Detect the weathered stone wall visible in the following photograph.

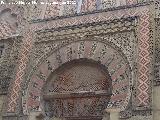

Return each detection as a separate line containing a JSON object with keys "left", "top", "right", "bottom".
{"left": 0, "top": 95, "right": 4, "bottom": 120}
{"left": 125, "top": 116, "right": 152, "bottom": 120}
{"left": 153, "top": 18, "right": 160, "bottom": 120}
{"left": 0, "top": 0, "right": 157, "bottom": 120}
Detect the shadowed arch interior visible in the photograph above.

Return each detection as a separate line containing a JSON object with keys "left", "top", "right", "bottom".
{"left": 22, "top": 40, "right": 132, "bottom": 115}
{"left": 42, "top": 58, "right": 112, "bottom": 119}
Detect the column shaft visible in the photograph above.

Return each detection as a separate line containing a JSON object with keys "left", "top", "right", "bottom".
{"left": 105, "top": 108, "right": 120, "bottom": 120}
{"left": 153, "top": 86, "right": 160, "bottom": 120}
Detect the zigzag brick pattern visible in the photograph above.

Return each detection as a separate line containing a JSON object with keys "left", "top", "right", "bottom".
{"left": 137, "top": 10, "right": 150, "bottom": 106}
{"left": 7, "top": 6, "right": 151, "bottom": 112}
{"left": 7, "top": 30, "right": 33, "bottom": 112}
{"left": 22, "top": 41, "right": 131, "bottom": 114}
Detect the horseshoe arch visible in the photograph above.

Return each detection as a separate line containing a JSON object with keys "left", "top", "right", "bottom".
{"left": 22, "top": 40, "right": 133, "bottom": 118}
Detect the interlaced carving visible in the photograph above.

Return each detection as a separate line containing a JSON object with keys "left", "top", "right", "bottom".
{"left": 22, "top": 39, "right": 132, "bottom": 116}
{"left": 155, "top": 0, "right": 160, "bottom": 18}
{"left": 0, "top": 37, "right": 22, "bottom": 94}
{"left": 0, "top": 44, "right": 4, "bottom": 58}
{"left": 29, "top": 0, "right": 152, "bottom": 20}
{"left": 4, "top": 3, "right": 153, "bottom": 120}
{"left": 0, "top": 9, "right": 18, "bottom": 39}
{"left": 154, "top": 19, "right": 160, "bottom": 86}
{"left": 44, "top": 60, "right": 111, "bottom": 119}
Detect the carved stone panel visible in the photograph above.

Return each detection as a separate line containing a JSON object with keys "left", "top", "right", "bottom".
{"left": 0, "top": 37, "right": 22, "bottom": 94}
{"left": 22, "top": 40, "right": 132, "bottom": 116}
{"left": 0, "top": 9, "right": 18, "bottom": 39}
{"left": 43, "top": 59, "right": 112, "bottom": 119}
{"left": 154, "top": 19, "right": 160, "bottom": 86}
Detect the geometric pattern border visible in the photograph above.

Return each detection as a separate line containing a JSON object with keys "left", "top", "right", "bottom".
{"left": 7, "top": 5, "right": 151, "bottom": 112}
{"left": 22, "top": 40, "right": 132, "bottom": 114}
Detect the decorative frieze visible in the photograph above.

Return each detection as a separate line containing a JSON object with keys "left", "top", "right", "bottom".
{"left": 0, "top": 36, "right": 22, "bottom": 94}
{"left": 155, "top": 0, "right": 160, "bottom": 18}
{"left": 154, "top": 19, "right": 160, "bottom": 86}
{"left": 22, "top": 41, "right": 132, "bottom": 115}
{"left": 29, "top": 0, "right": 152, "bottom": 20}
{"left": 4, "top": 3, "right": 153, "bottom": 120}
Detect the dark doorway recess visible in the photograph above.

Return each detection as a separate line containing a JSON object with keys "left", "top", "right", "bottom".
{"left": 43, "top": 58, "right": 112, "bottom": 119}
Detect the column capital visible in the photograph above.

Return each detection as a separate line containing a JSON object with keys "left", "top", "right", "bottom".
{"left": 105, "top": 108, "right": 121, "bottom": 113}
{"left": 29, "top": 111, "right": 44, "bottom": 120}
{"left": 105, "top": 108, "right": 120, "bottom": 120}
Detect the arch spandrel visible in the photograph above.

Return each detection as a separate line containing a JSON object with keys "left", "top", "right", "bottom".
{"left": 22, "top": 40, "right": 132, "bottom": 116}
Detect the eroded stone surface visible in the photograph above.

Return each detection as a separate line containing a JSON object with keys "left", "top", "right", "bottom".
{"left": 0, "top": 0, "right": 159, "bottom": 120}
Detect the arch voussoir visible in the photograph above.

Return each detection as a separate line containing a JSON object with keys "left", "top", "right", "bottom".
{"left": 22, "top": 40, "right": 132, "bottom": 115}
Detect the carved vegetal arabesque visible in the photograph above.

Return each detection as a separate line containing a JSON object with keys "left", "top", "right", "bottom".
{"left": 28, "top": 0, "right": 152, "bottom": 20}
{"left": 154, "top": 19, "right": 160, "bottom": 86}
{"left": 0, "top": 3, "right": 26, "bottom": 38}
{"left": 0, "top": 37, "right": 22, "bottom": 94}
{"left": 35, "top": 17, "right": 137, "bottom": 70}
{"left": 0, "top": 9, "right": 17, "bottom": 39}
{"left": 21, "top": 18, "right": 139, "bottom": 119}
{"left": 155, "top": 0, "right": 160, "bottom": 18}
{"left": 0, "top": 6, "right": 24, "bottom": 93}
{"left": 22, "top": 39, "right": 71, "bottom": 91}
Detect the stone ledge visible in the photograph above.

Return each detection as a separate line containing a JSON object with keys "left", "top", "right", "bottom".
{"left": 105, "top": 108, "right": 121, "bottom": 113}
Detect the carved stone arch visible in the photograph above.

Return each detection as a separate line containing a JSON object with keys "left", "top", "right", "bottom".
{"left": 42, "top": 58, "right": 112, "bottom": 119}
{"left": 22, "top": 40, "right": 133, "bottom": 118}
